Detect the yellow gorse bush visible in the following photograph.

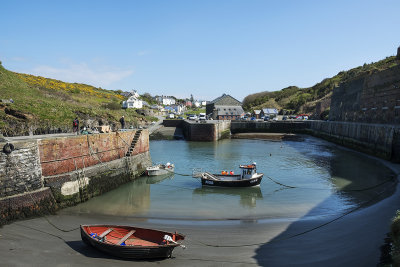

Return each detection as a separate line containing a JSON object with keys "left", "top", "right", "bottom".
{"left": 17, "top": 73, "right": 124, "bottom": 100}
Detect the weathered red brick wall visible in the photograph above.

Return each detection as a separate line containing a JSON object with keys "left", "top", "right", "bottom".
{"left": 39, "top": 130, "right": 149, "bottom": 177}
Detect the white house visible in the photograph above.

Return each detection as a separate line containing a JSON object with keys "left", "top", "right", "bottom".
{"left": 173, "top": 104, "right": 186, "bottom": 114}
{"left": 122, "top": 95, "right": 143, "bottom": 109}
{"left": 156, "top": 95, "right": 176, "bottom": 106}
{"left": 194, "top": 101, "right": 201, "bottom": 108}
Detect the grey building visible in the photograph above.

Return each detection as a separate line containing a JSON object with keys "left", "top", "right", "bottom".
{"left": 206, "top": 93, "right": 243, "bottom": 120}
{"left": 213, "top": 105, "right": 245, "bottom": 120}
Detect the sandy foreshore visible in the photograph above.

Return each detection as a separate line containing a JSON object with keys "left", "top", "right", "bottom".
{"left": 1, "top": 157, "right": 399, "bottom": 266}
{"left": 231, "top": 132, "right": 302, "bottom": 141}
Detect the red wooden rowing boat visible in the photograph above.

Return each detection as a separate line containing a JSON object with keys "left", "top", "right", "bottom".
{"left": 80, "top": 224, "right": 185, "bottom": 259}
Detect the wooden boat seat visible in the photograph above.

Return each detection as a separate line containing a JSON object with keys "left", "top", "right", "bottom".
{"left": 99, "top": 228, "right": 113, "bottom": 238}
{"left": 117, "top": 230, "right": 136, "bottom": 245}
{"left": 125, "top": 239, "right": 158, "bottom": 246}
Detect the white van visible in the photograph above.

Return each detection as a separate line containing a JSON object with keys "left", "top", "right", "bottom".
{"left": 199, "top": 113, "right": 206, "bottom": 120}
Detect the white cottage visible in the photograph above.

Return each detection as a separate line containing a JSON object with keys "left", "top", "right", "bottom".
{"left": 156, "top": 96, "right": 176, "bottom": 106}
{"left": 122, "top": 95, "right": 143, "bottom": 109}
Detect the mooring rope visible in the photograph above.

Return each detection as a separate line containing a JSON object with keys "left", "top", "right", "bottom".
{"left": 10, "top": 133, "right": 140, "bottom": 234}
{"left": 185, "top": 183, "right": 393, "bottom": 248}
{"left": 264, "top": 174, "right": 396, "bottom": 192}
{"left": 265, "top": 175, "right": 297, "bottom": 188}
{"left": 167, "top": 169, "right": 396, "bottom": 193}
{"left": 4, "top": 150, "right": 80, "bottom": 233}
{"left": 22, "top": 183, "right": 80, "bottom": 233}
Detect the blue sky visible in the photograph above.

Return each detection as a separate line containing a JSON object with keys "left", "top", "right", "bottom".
{"left": 1, "top": 0, "right": 399, "bottom": 101}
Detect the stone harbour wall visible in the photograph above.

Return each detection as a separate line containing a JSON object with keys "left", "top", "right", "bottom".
{"left": 182, "top": 120, "right": 231, "bottom": 141}
{"left": 329, "top": 64, "right": 400, "bottom": 124}
{"left": 39, "top": 130, "right": 147, "bottom": 176}
{"left": 306, "top": 121, "right": 400, "bottom": 162}
{"left": 0, "top": 141, "right": 42, "bottom": 198}
{"left": 45, "top": 151, "right": 151, "bottom": 207}
{"left": 230, "top": 121, "right": 308, "bottom": 134}
{"left": 0, "top": 188, "right": 56, "bottom": 226}
{"left": 230, "top": 120, "right": 400, "bottom": 162}
{"left": 0, "top": 130, "right": 151, "bottom": 225}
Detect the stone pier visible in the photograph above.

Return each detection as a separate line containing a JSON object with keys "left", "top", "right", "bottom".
{"left": 0, "top": 130, "right": 151, "bottom": 225}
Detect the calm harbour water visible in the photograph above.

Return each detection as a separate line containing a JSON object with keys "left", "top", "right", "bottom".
{"left": 62, "top": 136, "right": 395, "bottom": 223}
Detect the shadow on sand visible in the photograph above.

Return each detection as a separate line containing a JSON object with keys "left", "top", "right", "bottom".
{"left": 65, "top": 240, "right": 169, "bottom": 262}
{"left": 253, "top": 164, "right": 398, "bottom": 267}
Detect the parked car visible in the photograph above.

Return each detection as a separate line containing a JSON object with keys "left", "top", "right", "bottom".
{"left": 282, "top": 116, "right": 288, "bottom": 121}
{"left": 188, "top": 114, "right": 198, "bottom": 120}
{"left": 167, "top": 113, "right": 175, "bottom": 119}
{"left": 264, "top": 116, "right": 270, "bottom": 121}
{"left": 250, "top": 117, "right": 256, "bottom": 121}
{"left": 199, "top": 113, "right": 206, "bottom": 120}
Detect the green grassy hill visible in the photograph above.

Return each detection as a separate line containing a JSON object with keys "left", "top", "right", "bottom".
{"left": 243, "top": 56, "right": 399, "bottom": 118}
{"left": 0, "top": 62, "right": 151, "bottom": 136}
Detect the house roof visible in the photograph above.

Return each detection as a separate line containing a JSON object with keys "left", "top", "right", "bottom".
{"left": 214, "top": 105, "right": 245, "bottom": 116}
{"left": 262, "top": 108, "right": 278, "bottom": 114}
{"left": 126, "top": 96, "right": 141, "bottom": 102}
{"left": 120, "top": 92, "right": 133, "bottom": 97}
{"left": 210, "top": 93, "right": 242, "bottom": 106}
{"left": 253, "top": 110, "right": 261, "bottom": 115}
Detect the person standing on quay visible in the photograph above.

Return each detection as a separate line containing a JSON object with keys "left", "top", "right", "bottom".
{"left": 119, "top": 115, "right": 125, "bottom": 129}
{"left": 73, "top": 117, "right": 79, "bottom": 135}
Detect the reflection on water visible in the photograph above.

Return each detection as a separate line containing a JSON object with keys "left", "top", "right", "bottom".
{"left": 65, "top": 176, "right": 151, "bottom": 216}
{"left": 146, "top": 173, "right": 174, "bottom": 184}
{"left": 61, "top": 136, "right": 396, "bottom": 221}
{"left": 193, "top": 186, "right": 263, "bottom": 208}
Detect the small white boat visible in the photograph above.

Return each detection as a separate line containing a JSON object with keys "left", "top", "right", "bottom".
{"left": 146, "top": 163, "right": 175, "bottom": 176}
